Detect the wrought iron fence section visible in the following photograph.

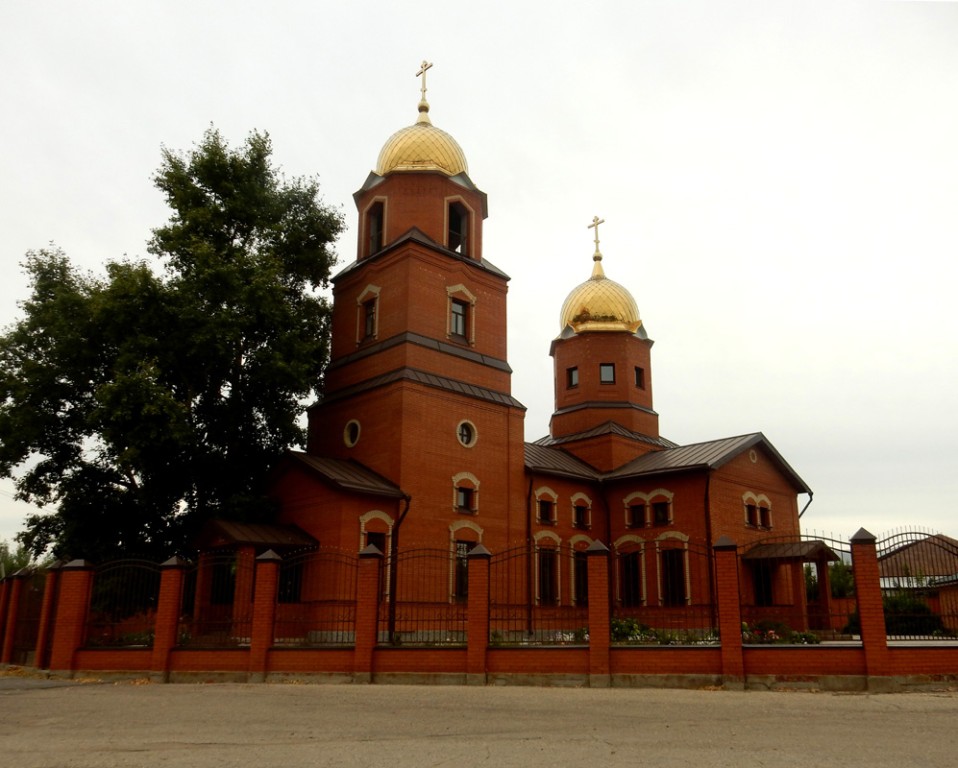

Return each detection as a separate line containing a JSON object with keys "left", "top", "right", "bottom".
{"left": 176, "top": 551, "right": 254, "bottom": 647}
{"left": 273, "top": 548, "right": 358, "bottom": 646}
{"left": 489, "top": 543, "right": 589, "bottom": 645}
{"left": 612, "top": 539, "right": 717, "bottom": 645}
{"left": 85, "top": 560, "right": 160, "bottom": 648}
{"left": 378, "top": 548, "right": 467, "bottom": 646}
{"left": 876, "top": 530, "right": 958, "bottom": 640}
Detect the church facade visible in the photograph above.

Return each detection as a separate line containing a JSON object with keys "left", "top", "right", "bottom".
{"left": 268, "top": 66, "right": 812, "bottom": 615}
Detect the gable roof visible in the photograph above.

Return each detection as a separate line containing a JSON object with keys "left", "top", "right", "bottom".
{"left": 284, "top": 451, "right": 407, "bottom": 500}
{"left": 603, "top": 433, "right": 811, "bottom": 493}
{"left": 526, "top": 432, "right": 811, "bottom": 494}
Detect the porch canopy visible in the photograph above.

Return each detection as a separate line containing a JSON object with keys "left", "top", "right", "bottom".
{"left": 743, "top": 540, "right": 841, "bottom": 563}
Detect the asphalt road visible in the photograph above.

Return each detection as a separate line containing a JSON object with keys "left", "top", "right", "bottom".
{"left": 1, "top": 674, "right": 956, "bottom": 767}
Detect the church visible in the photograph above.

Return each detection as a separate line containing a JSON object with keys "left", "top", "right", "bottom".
{"left": 267, "top": 64, "right": 812, "bottom": 613}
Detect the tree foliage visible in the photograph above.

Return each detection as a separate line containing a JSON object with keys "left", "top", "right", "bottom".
{"left": 0, "top": 128, "right": 342, "bottom": 561}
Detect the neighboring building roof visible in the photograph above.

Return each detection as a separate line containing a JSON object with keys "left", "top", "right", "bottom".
{"left": 286, "top": 451, "right": 407, "bottom": 499}
{"left": 878, "top": 534, "right": 958, "bottom": 578}
{"left": 196, "top": 520, "right": 318, "bottom": 552}
{"left": 743, "top": 540, "right": 840, "bottom": 562}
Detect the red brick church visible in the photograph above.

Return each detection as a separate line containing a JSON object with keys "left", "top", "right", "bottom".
{"left": 267, "top": 64, "right": 812, "bottom": 613}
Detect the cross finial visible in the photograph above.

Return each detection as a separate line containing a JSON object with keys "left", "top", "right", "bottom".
{"left": 416, "top": 60, "right": 433, "bottom": 103}
{"left": 588, "top": 216, "right": 605, "bottom": 261}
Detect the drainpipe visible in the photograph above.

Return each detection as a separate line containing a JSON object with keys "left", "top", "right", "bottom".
{"left": 703, "top": 470, "right": 717, "bottom": 628}
{"left": 798, "top": 492, "right": 814, "bottom": 519}
{"left": 388, "top": 494, "right": 412, "bottom": 643}
{"left": 526, "top": 475, "right": 534, "bottom": 636}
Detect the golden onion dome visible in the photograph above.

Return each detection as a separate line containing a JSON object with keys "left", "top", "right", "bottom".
{"left": 376, "top": 99, "right": 469, "bottom": 177}
{"left": 559, "top": 224, "right": 643, "bottom": 334}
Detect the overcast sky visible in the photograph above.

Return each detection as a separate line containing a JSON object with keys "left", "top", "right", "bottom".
{"left": 2, "top": 1, "right": 957, "bottom": 548}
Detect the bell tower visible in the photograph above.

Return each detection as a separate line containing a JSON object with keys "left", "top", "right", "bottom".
{"left": 307, "top": 63, "right": 526, "bottom": 547}
{"left": 548, "top": 218, "right": 664, "bottom": 471}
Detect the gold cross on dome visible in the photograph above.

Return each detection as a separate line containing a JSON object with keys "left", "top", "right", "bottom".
{"left": 588, "top": 216, "right": 605, "bottom": 259}
{"left": 416, "top": 60, "right": 433, "bottom": 102}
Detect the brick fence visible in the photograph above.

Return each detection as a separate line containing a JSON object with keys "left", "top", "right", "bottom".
{"left": 2, "top": 529, "right": 957, "bottom": 691}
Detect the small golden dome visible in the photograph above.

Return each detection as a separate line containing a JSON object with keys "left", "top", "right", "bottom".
{"left": 376, "top": 101, "right": 469, "bottom": 177}
{"left": 559, "top": 256, "right": 643, "bottom": 335}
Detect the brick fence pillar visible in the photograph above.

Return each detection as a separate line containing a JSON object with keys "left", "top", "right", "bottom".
{"left": 150, "top": 556, "right": 188, "bottom": 682}
{"left": 850, "top": 528, "right": 890, "bottom": 686}
{"left": 586, "top": 541, "right": 611, "bottom": 688}
{"left": 249, "top": 550, "right": 281, "bottom": 683}
{"left": 33, "top": 563, "right": 61, "bottom": 670}
{"left": 47, "top": 560, "right": 94, "bottom": 674}
{"left": 713, "top": 536, "right": 745, "bottom": 689}
{"left": 466, "top": 543, "right": 491, "bottom": 685}
{"left": 0, "top": 571, "right": 25, "bottom": 664}
{"left": 354, "top": 544, "right": 383, "bottom": 683}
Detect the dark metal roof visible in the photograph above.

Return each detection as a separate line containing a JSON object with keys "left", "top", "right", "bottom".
{"left": 332, "top": 228, "right": 509, "bottom": 283}
{"left": 743, "top": 540, "right": 840, "bottom": 562}
{"left": 533, "top": 420, "right": 677, "bottom": 450}
{"left": 316, "top": 367, "right": 525, "bottom": 410}
{"left": 524, "top": 443, "right": 600, "bottom": 481}
{"left": 327, "top": 332, "right": 513, "bottom": 375}
{"left": 602, "top": 432, "right": 811, "bottom": 494}
{"left": 196, "top": 520, "right": 318, "bottom": 552}
{"left": 287, "top": 452, "right": 407, "bottom": 499}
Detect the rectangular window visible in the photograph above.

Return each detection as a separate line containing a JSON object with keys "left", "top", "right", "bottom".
{"left": 456, "top": 486, "right": 474, "bottom": 512}
{"left": 566, "top": 366, "right": 579, "bottom": 388}
{"left": 363, "top": 299, "right": 376, "bottom": 339}
{"left": 278, "top": 559, "right": 304, "bottom": 604}
{"left": 652, "top": 501, "right": 670, "bottom": 526}
{"left": 599, "top": 363, "right": 615, "bottom": 383}
{"left": 574, "top": 551, "right": 588, "bottom": 606}
{"left": 538, "top": 499, "right": 555, "bottom": 524}
{"left": 753, "top": 562, "right": 774, "bottom": 607}
{"left": 574, "top": 505, "right": 589, "bottom": 529}
{"left": 538, "top": 548, "right": 557, "bottom": 605}
{"left": 628, "top": 504, "right": 646, "bottom": 529}
{"left": 621, "top": 551, "right": 642, "bottom": 607}
{"left": 660, "top": 549, "right": 686, "bottom": 606}
{"left": 634, "top": 366, "right": 645, "bottom": 389}
{"left": 759, "top": 507, "right": 771, "bottom": 529}
{"left": 746, "top": 504, "right": 758, "bottom": 527}
{"left": 448, "top": 201, "right": 469, "bottom": 255}
{"left": 451, "top": 299, "right": 468, "bottom": 338}
{"left": 366, "top": 201, "right": 384, "bottom": 256}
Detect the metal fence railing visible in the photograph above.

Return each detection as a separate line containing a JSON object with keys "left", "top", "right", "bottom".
{"left": 85, "top": 560, "right": 161, "bottom": 648}
{"left": 273, "top": 548, "right": 358, "bottom": 647}
{"left": 612, "top": 539, "right": 717, "bottom": 645}
{"left": 378, "top": 548, "right": 468, "bottom": 646}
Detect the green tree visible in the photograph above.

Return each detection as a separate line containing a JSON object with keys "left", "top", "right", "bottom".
{"left": 0, "top": 128, "right": 342, "bottom": 561}
{"left": 0, "top": 538, "right": 34, "bottom": 578}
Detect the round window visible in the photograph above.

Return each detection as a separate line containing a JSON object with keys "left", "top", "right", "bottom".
{"left": 456, "top": 420, "right": 477, "bottom": 448}
{"left": 344, "top": 420, "right": 361, "bottom": 447}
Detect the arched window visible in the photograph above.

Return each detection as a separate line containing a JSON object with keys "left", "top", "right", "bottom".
{"left": 534, "top": 486, "right": 558, "bottom": 525}
{"left": 364, "top": 199, "right": 385, "bottom": 257}
{"left": 452, "top": 472, "right": 480, "bottom": 515}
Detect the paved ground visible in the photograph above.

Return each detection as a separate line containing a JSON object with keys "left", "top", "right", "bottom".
{"left": 2, "top": 672, "right": 957, "bottom": 767}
